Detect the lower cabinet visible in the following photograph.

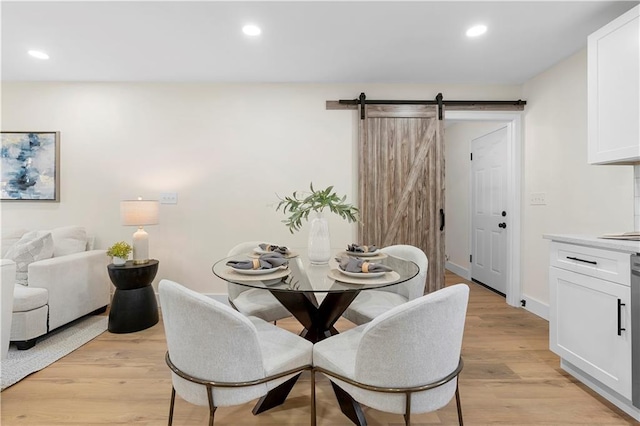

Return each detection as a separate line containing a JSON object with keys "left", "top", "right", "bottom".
{"left": 549, "top": 266, "right": 631, "bottom": 399}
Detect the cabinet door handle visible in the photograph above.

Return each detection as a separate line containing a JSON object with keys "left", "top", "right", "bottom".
{"left": 618, "top": 299, "right": 626, "bottom": 336}
{"left": 566, "top": 256, "right": 597, "bottom": 265}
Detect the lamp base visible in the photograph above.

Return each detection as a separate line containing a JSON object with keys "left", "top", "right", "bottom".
{"left": 132, "top": 227, "right": 150, "bottom": 265}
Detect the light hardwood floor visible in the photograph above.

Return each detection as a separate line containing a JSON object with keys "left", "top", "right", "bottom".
{"left": 1, "top": 272, "right": 638, "bottom": 425}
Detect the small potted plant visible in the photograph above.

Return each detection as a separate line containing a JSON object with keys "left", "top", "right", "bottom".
{"left": 107, "top": 241, "right": 132, "bottom": 266}
{"left": 276, "top": 183, "right": 359, "bottom": 264}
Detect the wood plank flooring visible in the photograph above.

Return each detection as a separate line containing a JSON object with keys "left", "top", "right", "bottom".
{"left": 1, "top": 272, "right": 638, "bottom": 425}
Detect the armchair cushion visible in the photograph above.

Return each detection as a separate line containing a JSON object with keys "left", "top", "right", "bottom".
{"left": 12, "top": 285, "right": 48, "bottom": 312}
{"left": 5, "top": 231, "right": 54, "bottom": 285}
{"left": 50, "top": 226, "right": 87, "bottom": 257}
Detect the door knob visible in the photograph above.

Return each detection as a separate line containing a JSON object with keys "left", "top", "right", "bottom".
{"left": 498, "top": 222, "right": 507, "bottom": 229}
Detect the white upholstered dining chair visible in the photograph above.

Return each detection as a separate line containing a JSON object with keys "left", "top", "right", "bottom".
{"left": 313, "top": 284, "right": 469, "bottom": 426}
{"left": 226, "top": 241, "right": 292, "bottom": 323}
{"left": 341, "top": 244, "right": 428, "bottom": 325}
{"left": 159, "top": 279, "right": 313, "bottom": 425}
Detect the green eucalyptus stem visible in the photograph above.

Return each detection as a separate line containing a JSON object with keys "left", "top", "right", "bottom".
{"left": 276, "top": 183, "right": 360, "bottom": 233}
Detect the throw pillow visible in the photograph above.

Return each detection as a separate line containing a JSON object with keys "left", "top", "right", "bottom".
{"left": 1, "top": 228, "right": 28, "bottom": 258}
{"left": 50, "top": 226, "right": 87, "bottom": 257}
{"left": 4, "top": 231, "right": 54, "bottom": 286}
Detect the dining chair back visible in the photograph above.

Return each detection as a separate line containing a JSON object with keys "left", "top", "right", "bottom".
{"left": 314, "top": 284, "right": 469, "bottom": 425}
{"left": 379, "top": 244, "right": 428, "bottom": 300}
{"left": 224, "top": 241, "right": 292, "bottom": 323}
{"left": 341, "top": 244, "right": 428, "bottom": 325}
{"left": 159, "top": 279, "right": 313, "bottom": 425}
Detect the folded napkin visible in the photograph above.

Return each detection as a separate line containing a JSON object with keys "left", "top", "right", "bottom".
{"left": 347, "top": 243, "right": 378, "bottom": 254}
{"left": 259, "top": 243, "right": 290, "bottom": 255}
{"left": 227, "top": 253, "right": 289, "bottom": 270}
{"left": 336, "top": 256, "right": 392, "bottom": 274}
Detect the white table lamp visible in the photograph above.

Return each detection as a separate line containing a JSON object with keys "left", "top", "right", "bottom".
{"left": 121, "top": 198, "right": 159, "bottom": 264}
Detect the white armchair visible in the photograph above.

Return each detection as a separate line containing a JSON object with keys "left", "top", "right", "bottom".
{"left": 2, "top": 226, "right": 110, "bottom": 349}
{"left": 1, "top": 260, "right": 16, "bottom": 359}
{"left": 159, "top": 279, "right": 313, "bottom": 424}
{"left": 314, "top": 284, "right": 470, "bottom": 425}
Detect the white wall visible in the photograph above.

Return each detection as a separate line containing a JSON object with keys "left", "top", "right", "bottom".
{"left": 4, "top": 59, "right": 631, "bottom": 306}
{"left": 521, "top": 48, "right": 634, "bottom": 305}
{"left": 444, "top": 120, "right": 507, "bottom": 278}
{"left": 0, "top": 82, "right": 521, "bottom": 294}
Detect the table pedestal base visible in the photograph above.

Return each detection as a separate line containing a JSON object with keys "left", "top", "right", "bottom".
{"left": 251, "top": 289, "right": 367, "bottom": 426}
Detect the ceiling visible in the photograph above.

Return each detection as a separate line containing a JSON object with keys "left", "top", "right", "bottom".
{"left": 2, "top": 1, "right": 638, "bottom": 84}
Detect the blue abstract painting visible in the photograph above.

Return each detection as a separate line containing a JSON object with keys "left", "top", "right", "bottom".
{"left": 1, "top": 132, "right": 59, "bottom": 201}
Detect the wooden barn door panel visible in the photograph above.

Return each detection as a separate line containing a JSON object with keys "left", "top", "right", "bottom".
{"left": 358, "top": 104, "right": 444, "bottom": 293}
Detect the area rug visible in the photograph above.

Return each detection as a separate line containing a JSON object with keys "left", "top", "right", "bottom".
{"left": 1, "top": 315, "right": 107, "bottom": 390}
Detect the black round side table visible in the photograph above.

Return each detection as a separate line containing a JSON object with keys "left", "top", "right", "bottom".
{"left": 107, "top": 259, "right": 159, "bottom": 333}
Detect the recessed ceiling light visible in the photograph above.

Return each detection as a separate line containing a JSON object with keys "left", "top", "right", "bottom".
{"left": 28, "top": 50, "right": 49, "bottom": 60}
{"left": 242, "top": 24, "right": 261, "bottom": 36}
{"left": 466, "top": 25, "right": 487, "bottom": 38}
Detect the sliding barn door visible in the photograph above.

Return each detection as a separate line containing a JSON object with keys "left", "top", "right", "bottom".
{"left": 358, "top": 104, "right": 445, "bottom": 293}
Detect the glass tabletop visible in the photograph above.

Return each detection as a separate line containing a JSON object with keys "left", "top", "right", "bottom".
{"left": 212, "top": 249, "right": 419, "bottom": 293}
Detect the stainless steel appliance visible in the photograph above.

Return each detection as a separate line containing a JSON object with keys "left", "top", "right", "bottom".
{"left": 632, "top": 255, "right": 640, "bottom": 408}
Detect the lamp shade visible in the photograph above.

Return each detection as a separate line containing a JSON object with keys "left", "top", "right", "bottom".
{"left": 120, "top": 200, "right": 159, "bottom": 226}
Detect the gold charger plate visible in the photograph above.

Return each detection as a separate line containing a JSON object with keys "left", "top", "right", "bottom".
{"left": 327, "top": 269, "right": 400, "bottom": 285}
{"left": 219, "top": 267, "right": 291, "bottom": 282}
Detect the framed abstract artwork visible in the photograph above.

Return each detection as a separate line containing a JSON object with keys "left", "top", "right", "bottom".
{"left": 1, "top": 131, "right": 60, "bottom": 201}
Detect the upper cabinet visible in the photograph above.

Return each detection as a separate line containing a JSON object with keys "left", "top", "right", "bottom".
{"left": 588, "top": 5, "right": 640, "bottom": 165}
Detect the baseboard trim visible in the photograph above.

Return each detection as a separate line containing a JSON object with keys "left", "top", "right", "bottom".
{"left": 521, "top": 294, "right": 549, "bottom": 321}
{"left": 445, "top": 261, "right": 470, "bottom": 280}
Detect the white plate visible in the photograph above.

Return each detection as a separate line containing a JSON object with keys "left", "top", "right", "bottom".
{"left": 253, "top": 246, "right": 290, "bottom": 255}
{"left": 230, "top": 266, "right": 284, "bottom": 275}
{"left": 338, "top": 268, "right": 386, "bottom": 278}
{"left": 345, "top": 250, "right": 379, "bottom": 257}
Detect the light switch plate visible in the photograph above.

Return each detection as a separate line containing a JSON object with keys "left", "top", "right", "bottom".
{"left": 160, "top": 192, "right": 178, "bottom": 204}
{"left": 530, "top": 192, "right": 546, "bottom": 205}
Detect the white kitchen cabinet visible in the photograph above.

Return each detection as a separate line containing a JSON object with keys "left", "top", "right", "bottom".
{"left": 547, "top": 238, "right": 639, "bottom": 420}
{"left": 588, "top": 5, "right": 640, "bottom": 164}
{"left": 550, "top": 266, "right": 631, "bottom": 398}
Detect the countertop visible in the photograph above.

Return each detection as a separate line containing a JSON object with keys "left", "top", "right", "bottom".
{"left": 543, "top": 234, "right": 640, "bottom": 254}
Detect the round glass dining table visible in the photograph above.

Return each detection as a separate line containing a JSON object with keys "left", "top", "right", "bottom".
{"left": 212, "top": 249, "right": 419, "bottom": 342}
{"left": 212, "top": 249, "right": 419, "bottom": 426}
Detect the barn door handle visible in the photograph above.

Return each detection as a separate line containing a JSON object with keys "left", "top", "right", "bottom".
{"left": 440, "top": 209, "right": 445, "bottom": 231}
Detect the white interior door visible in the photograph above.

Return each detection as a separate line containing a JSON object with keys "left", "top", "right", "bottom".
{"left": 471, "top": 126, "right": 508, "bottom": 295}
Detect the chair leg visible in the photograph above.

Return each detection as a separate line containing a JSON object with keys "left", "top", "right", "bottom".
{"left": 455, "top": 383, "right": 464, "bottom": 426}
{"left": 168, "top": 387, "right": 176, "bottom": 426}
{"left": 311, "top": 369, "right": 317, "bottom": 426}
{"left": 206, "top": 385, "right": 217, "bottom": 426}
{"left": 404, "top": 391, "right": 411, "bottom": 425}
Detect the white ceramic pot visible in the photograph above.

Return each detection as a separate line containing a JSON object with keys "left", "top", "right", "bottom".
{"left": 308, "top": 211, "right": 331, "bottom": 265}
{"left": 112, "top": 256, "right": 127, "bottom": 266}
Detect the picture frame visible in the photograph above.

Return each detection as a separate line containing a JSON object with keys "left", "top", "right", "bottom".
{"left": 1, "top": 131, "right": 60, "bottom": 201}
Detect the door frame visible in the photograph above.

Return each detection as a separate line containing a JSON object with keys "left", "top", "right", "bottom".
{"left": 446, "top": 110, "right": 522, "bottom": 308}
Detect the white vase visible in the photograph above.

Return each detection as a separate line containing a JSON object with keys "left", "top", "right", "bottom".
{"left": 112, "top": 256, "right": 127, "bottom": 266}
{"left": 308, "top": 211, "right": 331, "bottom": 265}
